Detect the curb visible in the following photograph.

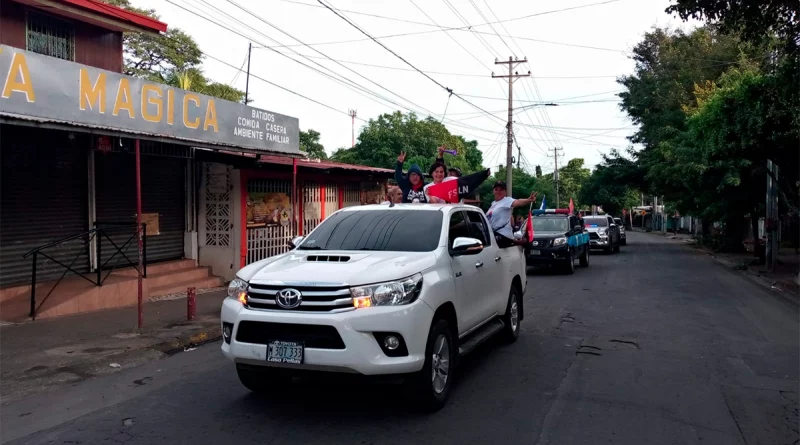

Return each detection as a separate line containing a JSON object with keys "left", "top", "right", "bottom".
{"left": 150, "top": 323, "right": 222, "bottom": 355}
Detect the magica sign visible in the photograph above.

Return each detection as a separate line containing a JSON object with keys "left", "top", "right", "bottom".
{"left": 0, "top": 45, "right": 300, "bottom": 155}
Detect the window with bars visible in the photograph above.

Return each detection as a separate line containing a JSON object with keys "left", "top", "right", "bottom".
{"left": 27, "top": 10, "right": 75, "bottom": 61}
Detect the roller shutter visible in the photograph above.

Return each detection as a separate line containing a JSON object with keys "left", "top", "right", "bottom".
{"left": 94, "top": 152, "right": 185, "bottom": 266}
{"left": 0, "top": 125, "right": 90, "bottom": 287}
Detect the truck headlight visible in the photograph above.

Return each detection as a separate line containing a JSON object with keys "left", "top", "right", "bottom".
{"left": 553, "top": 236, "right": 567, "bottom": 246}
{"left": 598, "top": 228, "right": 606, "bottom": 235}
{"left": 227, "top": 278, "right": 248, "bottom": 305}
{"left": 351, "top": 273, "right": 423, "bottom": 308}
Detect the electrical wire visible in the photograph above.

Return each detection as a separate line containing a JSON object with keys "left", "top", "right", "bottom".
{"left": 316, "top": 0, "right": 507, "bottom": 125}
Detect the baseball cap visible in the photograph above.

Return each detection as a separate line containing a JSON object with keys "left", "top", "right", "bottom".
{"left": 448, "top": 167, "right": 462, "bottom": 177}
{"left": 492, "top": 181, "right": 507, "bottom": 190}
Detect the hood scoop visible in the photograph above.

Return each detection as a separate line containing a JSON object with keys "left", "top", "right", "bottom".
{"left": 305, "top": 255, "right": 351, "bottom": 263}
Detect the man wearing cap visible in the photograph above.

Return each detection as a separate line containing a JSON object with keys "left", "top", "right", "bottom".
{"left": 486, "top": 181, "right": 537, "bottom": 248}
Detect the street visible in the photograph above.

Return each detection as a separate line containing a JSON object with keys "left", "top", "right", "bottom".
{"left": 3, "top": 231, "right": 798, "bottom": 445}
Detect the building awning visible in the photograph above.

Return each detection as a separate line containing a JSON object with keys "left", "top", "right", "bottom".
{"left": 13, "top": 0, "right": 168, "bottom": 34}
{"left": 259, "top": 155, "right": 394, "bottom": 175}
{"left": 0, "top": 45, "right": 302, "bottom": 158}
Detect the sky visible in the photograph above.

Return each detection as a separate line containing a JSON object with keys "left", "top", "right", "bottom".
{"left": 131, "top": 0, "right": 697, "bottom": 174}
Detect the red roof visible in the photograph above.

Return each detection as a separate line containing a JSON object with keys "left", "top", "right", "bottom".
{"left": 259, "top": 155, "right": 394, "bottom": 175}
{"left": 16, "top": 0, "right": 167, "bottom": 33}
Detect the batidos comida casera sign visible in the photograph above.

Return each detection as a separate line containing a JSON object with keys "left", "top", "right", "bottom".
{"left": 0, "top": 44, "right": 300, "bottom": 155}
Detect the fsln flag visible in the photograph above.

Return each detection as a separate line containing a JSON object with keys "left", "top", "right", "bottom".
{"left": 427, "top": 169, "right": 491, "bottom": 203}
{"left": 539, "top": 195, "right": 547, "bottom": 210}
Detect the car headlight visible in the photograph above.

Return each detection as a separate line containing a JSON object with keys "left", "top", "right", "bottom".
{"left": 553, "top": 236, "right": 567, "bottom": 246}
{"left": 351, "top": 273, "right": 423, "bottom": 308}
{"left": 227, "top": 278, "right": 248, "bottom": 305}
{"left": 598, "top": 228, "right": 606, "bottom": 235}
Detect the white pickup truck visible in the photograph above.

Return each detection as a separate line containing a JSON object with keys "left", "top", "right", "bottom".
{"left": 221, "top": 203, "right": 528, "bottom": 410}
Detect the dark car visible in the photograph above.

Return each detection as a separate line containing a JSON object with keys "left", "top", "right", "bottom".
{"left": 523, "top": 210, "right": 590, "bottom": 274}
{"left": 614, "top": 217, "right": 627, "bottom": 245}
{"left": 584, "top": 215, "right": 621, "bottom": 254}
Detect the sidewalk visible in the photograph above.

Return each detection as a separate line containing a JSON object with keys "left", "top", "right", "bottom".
{"left": 0, "top": 289, "right": 226, "bottom": 403}
{"left": 642, "top": 230, "right": 800, "bottom": 305}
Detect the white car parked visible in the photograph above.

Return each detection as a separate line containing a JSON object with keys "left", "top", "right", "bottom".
{"left": 221, "top": 203, "right": 527, "bottom": 410}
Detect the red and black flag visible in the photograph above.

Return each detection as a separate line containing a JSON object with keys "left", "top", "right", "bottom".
{"left": 427, "top": 169, "right": 491, "bottom": 203}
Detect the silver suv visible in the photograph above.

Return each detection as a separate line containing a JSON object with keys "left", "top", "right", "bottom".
{"left": 584, "top": 215, "right": 621, "bottom": 254}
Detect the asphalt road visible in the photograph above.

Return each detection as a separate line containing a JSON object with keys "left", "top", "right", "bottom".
{"left": 3, "top": 232, "right": 798, "bottom": 445}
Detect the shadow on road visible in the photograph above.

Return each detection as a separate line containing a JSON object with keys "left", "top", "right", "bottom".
{"left": 226, "top": 336, "right": 522, "bottom": 419}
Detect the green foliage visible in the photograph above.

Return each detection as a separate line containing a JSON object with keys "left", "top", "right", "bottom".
{"left": 541, "top": 158, "right": 590, "bottom": 208}
{"left": 331, "top": 112, "right": 482, "bottom": 173}
{"left": 579, "top": 151, "right": 641, "bottom": 216}
{"left": 299, "top": 129, "right": 327, "bottom": 160}
{"left": 666, "top": 0, "right": 799, "bottom": 53}
{"left": 606, "top": 21, "right": 798, "bottom": 249}
{"left": 101, "top": 0, "right": 245, "bottom": 103}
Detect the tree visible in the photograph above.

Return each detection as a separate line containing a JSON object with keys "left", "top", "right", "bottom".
{"left": 101, "top": 0, "right": 245, "bottom": 103}
{"left": 542, "top": 158, "right": 590, "bottom": 208}
{"left": 299, "top": 129, "right": 327, "bottom": 160}
{"left": 666, "top": 0, "right": 799, "bottom": 53}
{"left": 579, "top": 152, "right": 642, "bottom": 216}
{"left": 331, "top": 111, "right": 483, "bottom": 172}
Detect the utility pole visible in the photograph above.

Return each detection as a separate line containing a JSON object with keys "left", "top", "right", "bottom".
{"left": 550, "top": 146, "right": 564, "bottom": 208}
{"left": 244, "top": 42, "right": 252, "bottom": 105}
{"left": 348, "top": 109, "right": 357, "bottom": 147}
{"left": 492, "top": 57, "right": 530, "bottom": 192}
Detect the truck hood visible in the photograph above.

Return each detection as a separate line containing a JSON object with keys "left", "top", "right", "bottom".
{"left": 238, "top": 250, "right": 438, "bottom": 286}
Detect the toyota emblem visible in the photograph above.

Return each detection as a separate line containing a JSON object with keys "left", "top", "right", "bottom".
{"left": 275, "top": 288, "right": 302, "bottom": 309}
{"left": 532, "top": 241, "right": 539, "bottom": 246}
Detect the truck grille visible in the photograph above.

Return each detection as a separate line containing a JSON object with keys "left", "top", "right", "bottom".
{"left": 246, "top": 283, "right": 354, "bottom": 313}
{"left": 589, "top": 232, "right": 600, "bottom": 240}
{"left": 236, "top": 321, "right": 346, "bottom": 349}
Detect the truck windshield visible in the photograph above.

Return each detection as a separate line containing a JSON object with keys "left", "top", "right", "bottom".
{"left": 584, "top": 217, "right": 608, "bottom": 227}
{"left": 298, "top": 210, "right": 442, "bottom": 252}
{"left": 532, "top": 217, "right": 569, "bottom": 232}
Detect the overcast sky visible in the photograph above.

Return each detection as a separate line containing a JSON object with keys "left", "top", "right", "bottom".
{"left": 132, "top": 0, "right": 696, "bottom": 173}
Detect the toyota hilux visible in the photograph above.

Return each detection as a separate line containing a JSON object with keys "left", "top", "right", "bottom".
{"left": 221, "top": 203, "right": 527, "bottom": 411}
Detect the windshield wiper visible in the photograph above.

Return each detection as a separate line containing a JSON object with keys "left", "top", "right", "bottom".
{"left": 297, "top": 245, "right": 325, "bottom": 250}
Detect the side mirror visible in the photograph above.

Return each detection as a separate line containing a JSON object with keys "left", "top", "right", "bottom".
{"left": 451, "top": 237, "right": 483, "bottom": 256}
{"left": 288, "top": 235, "right": 305, "bottom": 249}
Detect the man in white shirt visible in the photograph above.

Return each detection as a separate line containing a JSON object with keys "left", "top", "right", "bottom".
{"left": 485, "top": 181, "right": 537, "bottom": 248}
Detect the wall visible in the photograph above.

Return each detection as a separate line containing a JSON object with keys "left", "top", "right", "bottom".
{"left": 0, "top": 0, "right": 123, "bottom": 72}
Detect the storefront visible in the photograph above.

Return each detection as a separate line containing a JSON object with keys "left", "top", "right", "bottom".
{"left": 0, "top": 44, "right": 301, "bottom": 290}
{"left": 240, "top": 156, "right": 393, "bottom": 268}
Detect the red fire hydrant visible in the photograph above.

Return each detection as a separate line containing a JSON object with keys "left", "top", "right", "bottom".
{"left": 187, "top": 287, "right": 196, "bottom": 321}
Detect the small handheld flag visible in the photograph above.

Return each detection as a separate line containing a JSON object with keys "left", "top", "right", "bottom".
{"left": 568, "top": 198, "right": 575, "bottom": 215}
{"left": 539, "top": 195, "right": 547, "bottom": 210}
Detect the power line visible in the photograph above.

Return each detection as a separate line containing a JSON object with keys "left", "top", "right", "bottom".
{"left": 316, "top": 0, "right": 506, "bottom": 125}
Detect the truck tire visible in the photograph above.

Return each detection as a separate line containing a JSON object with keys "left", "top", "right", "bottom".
{"left": 563, "top": 251, "right": 575, "bottom": 274}
{"left": 501, "top": 285, "right": 522, "bottom": 343}
{"left": 579, "top": 246, "right": 589, "bottom": 267}
{"left": 407, "top": 319, "right": 455, "bottom": 412}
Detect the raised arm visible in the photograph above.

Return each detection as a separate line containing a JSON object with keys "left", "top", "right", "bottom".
{"left": 511, "top": 191, "right": 538, "bottom": 209}
{"left": 394, "top": 151, "right": 409, "bottom": 188}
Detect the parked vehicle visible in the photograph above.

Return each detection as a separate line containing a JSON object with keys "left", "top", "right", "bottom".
{"left": 221, "top": 203, "right": 527, "bottom": 411}
{"left": 614, "top": 217, "right": 627, "bottom": 245}
{"left": 584, "top": 215, "right": 621, "bottom": 253}
{"left": 523, "top": 209, "right": 590, "bottom": 274}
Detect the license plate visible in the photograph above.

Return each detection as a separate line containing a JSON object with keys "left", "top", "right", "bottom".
{"left": 267, "top": 340, "right": 304, "bottom": 364}
{"left": 530, "top": 249, "right": 540, "bottom": 256}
